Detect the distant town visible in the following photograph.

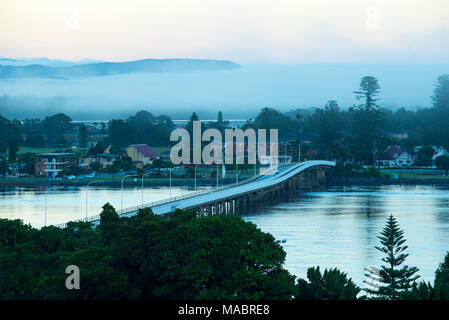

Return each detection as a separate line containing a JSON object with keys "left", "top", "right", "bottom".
{"left": 1, "top": 75, "right": 449, "bottom": 185}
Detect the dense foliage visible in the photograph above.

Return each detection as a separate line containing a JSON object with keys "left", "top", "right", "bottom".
{"left": 0, "top": 205, "right": 297, "bottom": 300}
{"left": 1, "top": 207, "right": 449, "bottom": 300}
{"left": 295, "top": 267, "right": 360, "bottom": 300}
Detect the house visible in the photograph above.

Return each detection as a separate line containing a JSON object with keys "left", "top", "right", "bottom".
{"left": 125, "top": 144, "right": 159, "bottom": 165}
{"left": 79, "top": 153, "right": 119, "bottom": 169}
{"left": 432, "top": 147, "right": 449, "bottom": 162}
{"left": 376, "top": 146, "right": 415, "bottom": 167}
{"left": 35, "top": 153, "right": 75, "bottom": 179}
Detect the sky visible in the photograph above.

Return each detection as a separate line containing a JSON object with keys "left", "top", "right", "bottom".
{"left": 1, "top": 0, "right": 449, "bottom": 64}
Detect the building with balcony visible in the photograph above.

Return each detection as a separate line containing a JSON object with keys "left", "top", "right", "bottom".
{"left": 35, "top": 153, "right": 75, "bottom": 179}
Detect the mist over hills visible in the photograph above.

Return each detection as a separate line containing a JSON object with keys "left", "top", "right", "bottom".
{"left": 0, "top": 60, "right": 447, "bottom": 120}
{"left": 0, "top": 58, "right": 240, "bottom": 79}
{"left": 0, "top": 57, "right": 103, "bottom": 67}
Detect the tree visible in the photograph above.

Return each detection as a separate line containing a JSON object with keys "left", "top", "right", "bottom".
{"left": 208, "top": 111, "right": 230, "bottom": 135}
{"left": 431, "top": 75, "right": 449, "bottom": 148}
{"left": 354, "top": 76, "right": 381, "bottom": 112}
{"left": 0, "top": 156, "right": 7, "bottom": 178}
{"left": 78, "top": 124, "right": 88, "bottom": 148}
{"left": 0, "top": 206, "right": 297, "bottom": 300}
{"left": 24, "top": 135, "right": 45, "bottom": 148}
{"left": 432, "top": 74, "right": 449, "bottom": 110}
{"left": 365, "top": 215, "right": 420, "bottom": 299}
{"left": 126, "top": 111, "right": 174, "bottom": 146}
{"left": 7, "top": 138, "right": 19, "bottom": 162}
{"left": 433, "top": 252, "right": 449, "bottom": 299}
{"left": 19, "top": 153, "right": 36, "bottom": 175}
{"left": 415, "top": 145, "right": 435, "bottom": 167}
{"left": 252, "top": 107, "right": 297, "bottom": 139}
{"left": 0, "top": 115, "right": 21, "bottom": 148}
{"left": 351, "top": 76, "right": 385, "bottom": 164}
{"left": 159, "top": 214, "right": 296, "bottom": 299}
{"left": 108, "top": 120, "right": 141, "bottom": 146}
{"left": 296, "top": 266, "right": 360, "bottom": 300}
{"left": 435, "top": 155, "right": 449, "bottom": 175}
{"left": 400, "top": 252, "right": 449, "bottom": 300}
{"left": 400, "top": 281, "right": 433, "bottom": 300}
{"left": 88, "top": 141, "right": 106, "bottom": 155}
{"left": 43, "top": 113, "right": 72, "bottom": 146}
{"left": 313, "top": 101, "right": 344, "bottom": 159}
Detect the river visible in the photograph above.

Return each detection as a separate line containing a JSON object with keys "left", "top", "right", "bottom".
{"left": 1, "top": 184, "right": 448, "bottom": 287}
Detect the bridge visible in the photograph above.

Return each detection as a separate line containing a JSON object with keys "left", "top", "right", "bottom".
{"left": 55, "top": 160, "right": 335, "bottom": 228}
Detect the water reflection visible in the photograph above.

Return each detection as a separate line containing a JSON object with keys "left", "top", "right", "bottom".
{"left": 0, "top": 185, "right": 209, "bottom": 228}
{"left": 241, "top": 185, "right": 449, "bottom": 287}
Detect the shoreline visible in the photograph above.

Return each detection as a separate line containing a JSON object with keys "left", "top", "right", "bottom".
{"left": 2, "top": 175, "right": 449, "bottom": 189}
{"left": 0, "top": 178, "right": 239, "bottom": 188}
{"left": 328, "top": 175, "right": 449, "bottom": 186}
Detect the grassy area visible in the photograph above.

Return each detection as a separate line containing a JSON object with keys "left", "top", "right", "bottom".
{"left": 19, "top": 146, "right": 89, "bottom": 155}
{"left": 18, "top": 147, "right": 59, "bottom": 154}
{"left": 396, "top": 172, "right": 449, "bottom": 180}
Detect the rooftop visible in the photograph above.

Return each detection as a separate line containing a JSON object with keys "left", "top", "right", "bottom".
{"left": 37, "top": 153, "right": 75, "bottom": 157}
{"left": 130, "top": 144, "right": 158, "bottom": 158}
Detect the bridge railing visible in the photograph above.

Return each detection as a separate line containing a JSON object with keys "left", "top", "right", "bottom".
{"left": 53, "top": 163, "right": 295, "bottom": 229}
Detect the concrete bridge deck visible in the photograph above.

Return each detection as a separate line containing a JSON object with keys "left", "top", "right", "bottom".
{"left": 55, "top": 160, "right": 335, "bottom": 227}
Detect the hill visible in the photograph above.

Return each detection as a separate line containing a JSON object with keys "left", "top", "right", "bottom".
{"left": 0, "top": 58, "right": 240, "bottom": 78}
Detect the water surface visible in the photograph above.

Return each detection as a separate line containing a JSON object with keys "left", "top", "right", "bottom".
{"left": 1, "top": 184, "right": 448, "bottom": 287}
{"left": 242, "top": 185, "right": 449, "bottom": 286}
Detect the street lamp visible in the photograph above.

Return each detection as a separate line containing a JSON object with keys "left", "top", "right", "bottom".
{"left": 141, "top": 172, "right": 151, "bottom": 206}
{"left": 44, "top": 186, "right": 63, "bottom": 227}
{"left": 169, "top": 168, "right": 174, "bottom": 199}
{"left": 235, "top": 155, "right": 245, "bottom": 184}
{"left": 216, "top": 163, "right": 220, "bottom": 188}
{"left": 121, "top": 174, "right": 136, "bottom": 211}
{"left": 86, "top": 181, "right": 103, "bottom": 220}
{"left": 254, "top": 160, "right": 257, "bottom": 177}
{"left": 296, "top": 114, "right": 303, "bottom": 163}
{"left": 194, "top": 164, "right": 200, "bottom": 190}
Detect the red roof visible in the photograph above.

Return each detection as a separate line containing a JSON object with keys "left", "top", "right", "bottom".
{"left": 130, "top": 144, "right": 159, "bottom": 159}
{"left": 379, "top": 145, "right": 404, "bottom": 160}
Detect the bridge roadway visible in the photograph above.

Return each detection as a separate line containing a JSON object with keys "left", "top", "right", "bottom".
{"left": 55, "top": 160, "right": 335, "bottom": 228}
{"left": 120, "top": 160, "right": 335, "bottom": 217}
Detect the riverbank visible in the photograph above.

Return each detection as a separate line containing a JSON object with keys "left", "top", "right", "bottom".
{"left": 328, "top": 175, "right": 449, "bottom": 186}
{"left": 0, "top": 177, "right": 240, "bottom": 188}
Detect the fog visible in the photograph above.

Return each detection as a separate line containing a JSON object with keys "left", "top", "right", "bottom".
{"left": 0, "top": 64, "right": 447, "bottom": 120}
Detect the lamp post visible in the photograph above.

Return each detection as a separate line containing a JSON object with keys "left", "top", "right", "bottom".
{"left": 254, "top": 161, "right": 257, "bottom": 177}
{"left": 86, "top": 181, "right": 103, "bottom": 220}
{"left": 44, "top": 186, "right": 62, "bottom": 227}
{"left": 169, "top": 168, "right": 174, "bottom": 199}
{"left": 216, "top": 164, "right": 219, "bottom": 188}
{"left": 296, "top": 114, "right": 303, "bottom": 163}
{"left": 194, "top": 164, "right": 200, "bottom": 190}
{"left": 121, "top": 175, "right": 135, "bottom": 211}
{"left": 141, "top": 172, "right": 151, "bottom": 206}
{"left": 235, "top": 155, "right": 245, "bottom": 184}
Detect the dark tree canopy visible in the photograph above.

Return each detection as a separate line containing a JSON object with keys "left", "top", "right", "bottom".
{"left": 0, "top": 206, "right": 297, "bottom": 300}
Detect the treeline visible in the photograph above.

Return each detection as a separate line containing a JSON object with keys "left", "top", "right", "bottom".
{"left": 293, "top": 74, "right": 449, "bottom": 164}
{"left": 0, "top": 111, "right": 177, "bottom": 151}
{"left": 0, "top": 206, "right": 448, "bottom": 300}
{"left": 2, "top": 73, "right": 449, "bottom": 165}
